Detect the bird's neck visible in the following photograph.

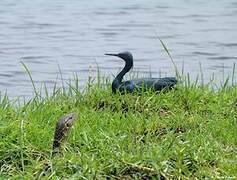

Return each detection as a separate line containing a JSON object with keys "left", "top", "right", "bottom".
{"left": 112, "top": 60, "right": 133, "bottom": 92}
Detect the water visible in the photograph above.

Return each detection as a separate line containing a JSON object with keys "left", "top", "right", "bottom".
{"left": 0, "top": 0, "right": 237, "bottom": 97}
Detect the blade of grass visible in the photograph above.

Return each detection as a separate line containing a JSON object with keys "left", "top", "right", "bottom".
{"left": 156, "top": 37, "right": 180, "bottom": 79}
{"left": 58, "top": 64, "right": 66, "bottom": 95}
{"left": 20, "top": 61, "right": 39, "bottom": 99}
{"left": 232, "top": 63, "right": 236, "bottom": 86}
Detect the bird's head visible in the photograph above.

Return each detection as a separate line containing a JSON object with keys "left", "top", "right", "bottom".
{"left": 105, "top": 51, "right": 133, "bottom": 63}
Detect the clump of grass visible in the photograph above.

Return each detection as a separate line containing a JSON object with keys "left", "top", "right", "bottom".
{"left": 0, "top": 70, "right": 236, "bottom": 179}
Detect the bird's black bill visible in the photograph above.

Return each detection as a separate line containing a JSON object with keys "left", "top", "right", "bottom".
{"left": 105, "top": 53, "right": 119, "bottom": 57}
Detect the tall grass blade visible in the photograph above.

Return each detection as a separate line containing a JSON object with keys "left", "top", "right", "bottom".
{"left": 157, "top": 37, "right": 180, "bottom": 79}
{"left": 221, "top": 76, "right": 230, "bottom": 91}
{"left": 232, "top": 63, "right": 236, "bottom": 86}
{"left": 20, "top": 61, "right": 39, "bottom": 99}
{"left": 58, "top": 64, "right": 66, "bottom": 95}
{"left": 199, "top": 62, "right": 204, "bottom": 87}
{"left": 20, "top": 118, "right": 25, "bottom": 173}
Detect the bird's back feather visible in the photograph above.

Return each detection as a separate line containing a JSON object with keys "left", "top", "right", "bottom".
{"left": 118, "top": 77, "right": 177, "bottom": 93}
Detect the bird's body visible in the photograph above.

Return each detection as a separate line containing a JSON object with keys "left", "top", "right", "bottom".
{"left": 106, "top": 51, "right": 177, "bottom": 94}
{"left": 114, "top": 77, "right": 177, "bottom": 93}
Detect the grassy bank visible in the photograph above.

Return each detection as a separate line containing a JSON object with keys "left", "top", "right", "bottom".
{"left": 0, "top": 76, "right": 237, "bottom": 179}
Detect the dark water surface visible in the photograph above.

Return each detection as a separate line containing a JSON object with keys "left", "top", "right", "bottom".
{"left": 0, "top": 0, "right": 237, "bottom": 97}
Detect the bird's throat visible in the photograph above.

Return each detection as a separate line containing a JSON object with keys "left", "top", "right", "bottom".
{"left": 112, "top": 60, "right": 133, "bottom": 92}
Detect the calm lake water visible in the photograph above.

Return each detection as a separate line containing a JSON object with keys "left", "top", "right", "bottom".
{"left": 0, "top": 0, "right": 237, "bottom": 97}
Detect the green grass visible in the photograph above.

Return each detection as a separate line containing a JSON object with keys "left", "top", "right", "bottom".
{"left": 0, "top": 74, "right": 237, "bottom": 179}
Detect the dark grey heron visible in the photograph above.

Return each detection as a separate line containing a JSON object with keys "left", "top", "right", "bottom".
{"left": 105, "top": 51, "right": 177, "bottom": 94}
